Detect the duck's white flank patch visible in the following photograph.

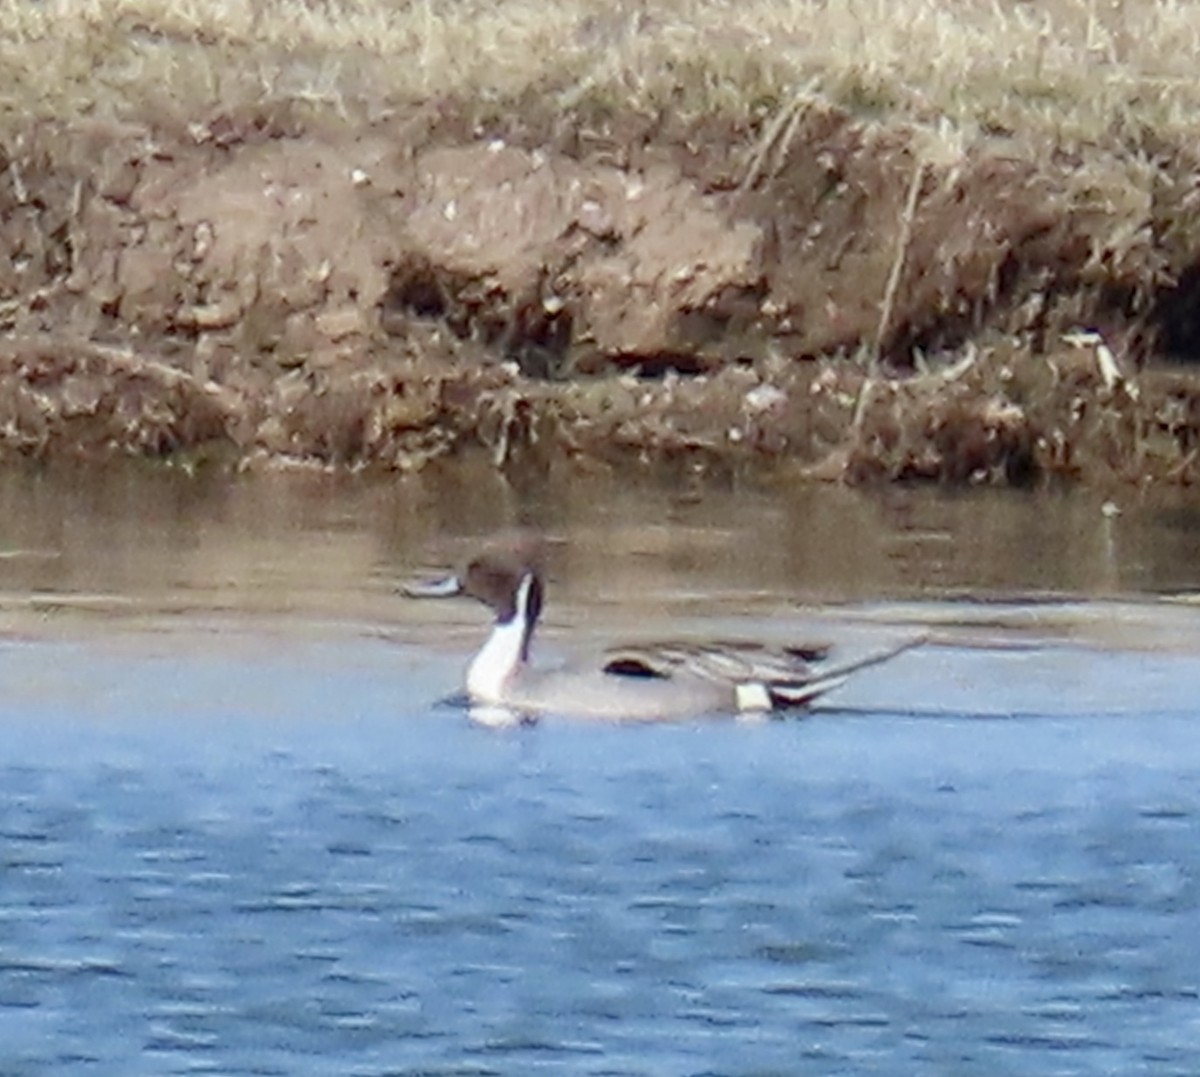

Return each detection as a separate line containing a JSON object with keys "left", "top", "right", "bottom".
{"left": 735, "top": 681, "right": 772, "bottom": 712}
{"left": 466, "top": 573, "right": 535, "bottom": 703}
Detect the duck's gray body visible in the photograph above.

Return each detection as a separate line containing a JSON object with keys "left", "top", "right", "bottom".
{"left": 489, "top": 655, "right": 832, "bottom": 721}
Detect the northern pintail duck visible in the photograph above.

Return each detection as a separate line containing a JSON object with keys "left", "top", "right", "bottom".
{"left": 407, "top": 538, "right": 922, "bottom": 723}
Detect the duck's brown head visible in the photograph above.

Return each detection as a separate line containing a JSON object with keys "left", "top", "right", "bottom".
{"left": 406, "top": 534, "right": 545, "bottom": 633}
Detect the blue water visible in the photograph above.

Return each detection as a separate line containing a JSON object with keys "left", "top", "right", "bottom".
{"left": 2, "top": 633, "right": 1199, "bottom": 1076}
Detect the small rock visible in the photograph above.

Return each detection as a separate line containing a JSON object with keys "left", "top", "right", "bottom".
{"left": 744, "top": 384, "right": 787, "bottom": 414}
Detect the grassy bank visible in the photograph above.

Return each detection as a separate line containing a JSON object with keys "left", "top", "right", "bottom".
{"left": 5, "top": 0, "right": 1200, "bottom": 145}
{"left": 3, "top": 0, "right": 1200, "bottom": 484}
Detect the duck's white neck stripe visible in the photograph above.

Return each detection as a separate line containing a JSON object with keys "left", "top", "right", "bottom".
{"left": 466, "top": 573, "right": 535, "bottom": 703}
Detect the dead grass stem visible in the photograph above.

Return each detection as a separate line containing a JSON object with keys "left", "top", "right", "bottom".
{"left": 873, "top": 155, "right": 927, "bottom": 368}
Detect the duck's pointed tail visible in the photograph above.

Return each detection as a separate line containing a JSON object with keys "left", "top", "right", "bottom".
{"left": 766, "top": 633, "right": 927, "bottom": 710}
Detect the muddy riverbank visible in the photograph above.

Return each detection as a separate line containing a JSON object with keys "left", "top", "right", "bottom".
{"left": 5, "top": 11, "right": 1200, "bottom": 484}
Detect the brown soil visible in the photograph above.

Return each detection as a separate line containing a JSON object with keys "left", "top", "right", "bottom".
{"left": 3, "top": 99, "right": 1200, "bottom": 484}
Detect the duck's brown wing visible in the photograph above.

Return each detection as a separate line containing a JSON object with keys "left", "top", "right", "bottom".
{"left": 602, "top": 636, "right": 923, "bottom": 710}
{"left": 601, "top": 640, "right": 830, "bottom": 684}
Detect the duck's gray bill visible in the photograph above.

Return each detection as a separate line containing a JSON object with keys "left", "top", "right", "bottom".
{"left": 403, "top": 574, "right": 464, "bottom": 599}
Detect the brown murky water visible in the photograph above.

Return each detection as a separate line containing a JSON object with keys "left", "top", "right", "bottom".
{"left": 0, "top": 459, "right": 1198, "bottom": 655}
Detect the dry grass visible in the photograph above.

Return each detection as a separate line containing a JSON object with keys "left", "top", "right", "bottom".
{"left": 4, "top": 0, "right": 1200, "bottom": 143}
